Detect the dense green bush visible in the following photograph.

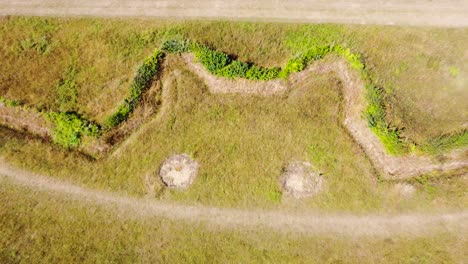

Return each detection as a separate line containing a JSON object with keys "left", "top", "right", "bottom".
{"left": 217, "top": 60, "right": 250, "bottom": 78}
{"left": 105, "top": 49, "right": 163, "bottom": 128}
{"left": 161, "top": 38, "right": 190, "bottom": 53}
{"left": 191, "top": 44, "right": 231, "bottom": 74}
{"left": 245, "top": 65, "right": 280, "bottom": 80}
{"left": 47, "top": 111, "right": 100, "bottom": 149}
{"left": 279, "top": 57, "right": 307, "bottom": 78}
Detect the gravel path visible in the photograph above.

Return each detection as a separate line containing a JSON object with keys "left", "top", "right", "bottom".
{"left": 1, "top": 0, "right": 467, "bottom": 27}
{"left": 1, "top": 160, "right": 467, "bottom": 237}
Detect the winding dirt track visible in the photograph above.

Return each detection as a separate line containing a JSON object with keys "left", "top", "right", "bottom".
{"left": 1, "top": 160, "right": 467, "bottom": 237}
{"left": 1, "top": 0, "right": 468, "bottom": 27}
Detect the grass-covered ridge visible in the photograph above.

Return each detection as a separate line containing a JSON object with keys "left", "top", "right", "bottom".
{"left": 2, "top": 31, "right": 466, "bottom": 154}
{"left": 1, "top": 18, "right": 466, "bottom": 154}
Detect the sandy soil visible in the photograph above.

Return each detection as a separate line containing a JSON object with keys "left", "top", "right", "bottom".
{"left": 1, "top": 159, "right": 467, "bottom": 237}
{"left": 1, "top": 0, "right": 467, "bottom": 27}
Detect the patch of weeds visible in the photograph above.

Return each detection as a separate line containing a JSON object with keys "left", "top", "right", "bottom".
{"left": 46, "top": 112, "right": 100, "bottom": 149}
{"left": 55, "top": 64, "right": 79, "bottom": 112}
{"left": 420, "top": 130, "right": 468, "bottom": 154}
{"left": 217, "top": 61, "right": 250, "bottom": 79}
{"left": 448, "top": 66, "right": 459, "bottom": 77}
{"left": 284, "top": 24, "right": 345, "bottom": 54}
{"left": 364, "top": 83, "right": 406, "bottom": 155}
{"left": 266, "top": 189, "right": 282, "bottom": 203}
{"left": 105, "top": 49, "right": 163, "bottom": 128}
{"left": 12, "top": 34, "right": 54, "bottom": 55}
{"left": 162, "top": 38, "right": 191, "bottom": 53}
{"left": 414, "top": 175, "right": 438, "bottom": 198}
{"left": 191, "top": 43, "right": 231, "bottom": 74}
{"left": 0, "top": 97, "right": 22, "bottom": 107}
{"left": 245, "top": 65, "right": 280, "bottom": 80}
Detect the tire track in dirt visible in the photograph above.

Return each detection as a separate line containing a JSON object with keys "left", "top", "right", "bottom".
{"left": 1, "top": 160, "right": 467, "bottom": 237}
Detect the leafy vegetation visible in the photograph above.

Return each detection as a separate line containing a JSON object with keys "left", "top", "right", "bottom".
{"left": 191, "top": 43, "right": 231, "bottom": 74}
{"left": 421, "top": 130, "right": 468, "bottom": 154}
{"left": 161, "top": 38, "right": 191, "bottom": 53}
{"left": 47, "top": 111, "right": 100, "bottom": 149}
{"left": 0, "top": 96, "right": 22, "bottom": 107}
{"left": 105, "top": 49, "right": 163, "bottom": 128}
{"left": 55, "top": 64, "right": 78, "bottom": 112}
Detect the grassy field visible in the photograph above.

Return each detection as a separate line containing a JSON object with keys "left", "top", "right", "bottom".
{"left": 1, "top": 17, "right": 467, "bottom": 263}
{"left": 1, "top": 55, "right": 467, "bottom": 212}
{"left": 1, "top": 180, "right": 466, "bottom": 263}
{"left": 1, "top": 17, "right": 466, "bottom": 141}
{"left": 0, "top": 16, "right": 467, "bottom": 210}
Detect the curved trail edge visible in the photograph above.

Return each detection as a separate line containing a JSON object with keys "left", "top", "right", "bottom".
{"left": 1, "top": 160, "right": 467, "bottom": 237}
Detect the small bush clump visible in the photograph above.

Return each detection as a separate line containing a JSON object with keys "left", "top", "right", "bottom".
{"left": 364, "top": 84, "right": 406, "bottom": 154}
{"left": 105, "top": 49, "right": 163, "bottom": 128}
{"left": 162, "top": 38, "right": 191, "bottom": 53}
{"left": 217, "top": 60, "right": 250, "bottom": 78}
{"left": 191, "top": 44, "right": 231, "bottom": 74}
{"left": 245, "top": 65, "right": 280, "bottom": 80}
{"left": 47, "top": 111, "right": 100, "bottom": 149}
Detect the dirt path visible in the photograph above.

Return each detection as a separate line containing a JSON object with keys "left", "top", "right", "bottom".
{"left": 1, "top": 160, "right": 467, "bottom": 237}
{"left": 1, "top": 0, "right": 467, "bottom": 27}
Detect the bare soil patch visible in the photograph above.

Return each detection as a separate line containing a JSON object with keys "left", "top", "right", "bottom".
{"left": 280, "top": 161, "right": 323, "bottom": 199}
{"left": 159, "top": 153, "right": 199, "bottom": 189}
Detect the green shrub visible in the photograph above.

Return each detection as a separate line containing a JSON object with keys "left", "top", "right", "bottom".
{"left": 105, "top": 49, "right": 163, "bottom": 128}
{"left": 161, "top": 38, "right": 190, "bottom": 53}
{"left": 279, "top": 57, "right": 307, "bottom": 78}
{"left": 245, "top": 65, "right": 280, "bottom": 80}
{"left": 364, "top": 83, "right": 406, "bottom": 154}
{"left": 191, "top": 44, "right": 231, "bottom": 74}
{"left": 303, "top": 45, "right": 332, "bottom": 61}
{"left": 47, "top": 111, "right": 100, "bottom": 149}
{"left": 217, "top": 61, "right": 250, "bottom": 78}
